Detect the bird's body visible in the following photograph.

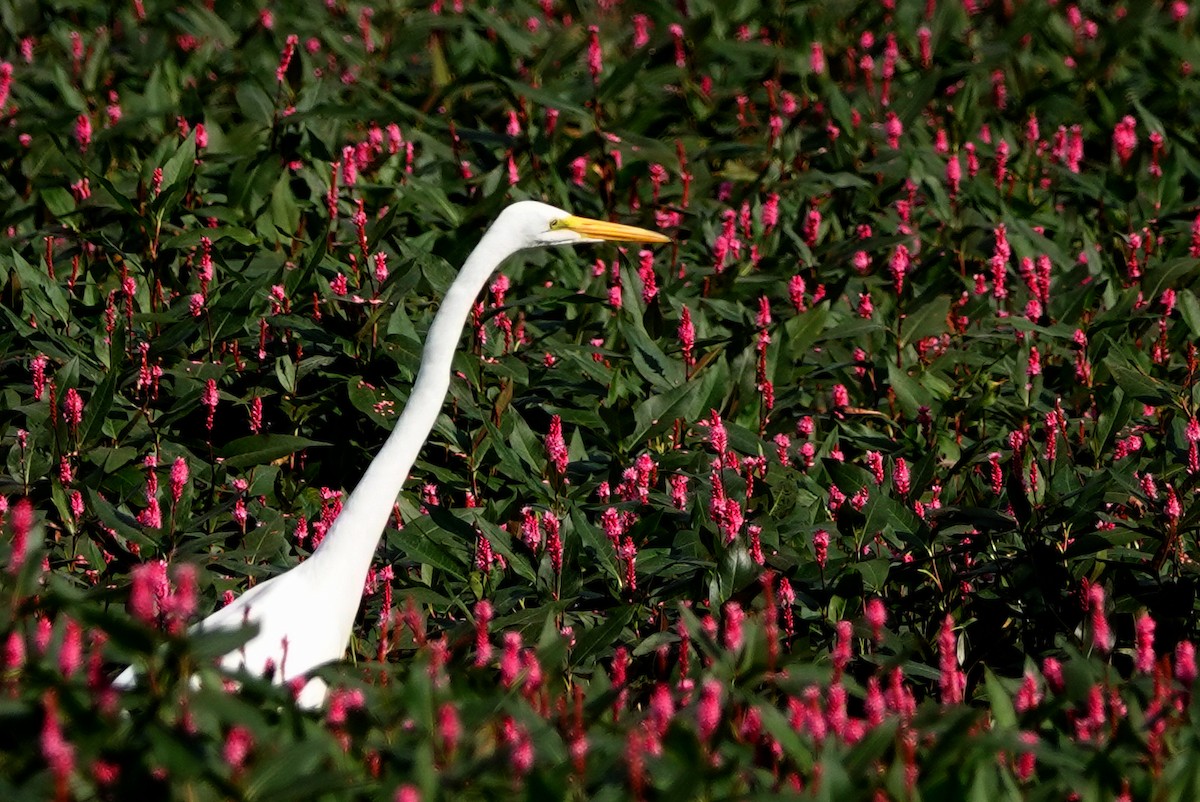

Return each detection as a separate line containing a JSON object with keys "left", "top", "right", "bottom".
{"left": 116, "top": 201, "right": 668, "bottom": 706}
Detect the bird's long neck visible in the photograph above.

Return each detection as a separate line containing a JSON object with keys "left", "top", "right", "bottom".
{"left": 307, "top": 226, "right": 523, "bottom": 627}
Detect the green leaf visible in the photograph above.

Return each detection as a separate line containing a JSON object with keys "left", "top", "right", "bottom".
{"left": 219, "top": 434, "right": 329, "bottom": 469}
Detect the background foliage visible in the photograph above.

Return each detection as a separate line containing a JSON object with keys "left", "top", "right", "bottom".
{"left": 4, "top": 0, "right": 1200, "bottom": 799}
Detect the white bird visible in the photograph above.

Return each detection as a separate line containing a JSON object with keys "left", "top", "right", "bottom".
{"left": 116, "top": 201, "right": 669, "bottom": 707}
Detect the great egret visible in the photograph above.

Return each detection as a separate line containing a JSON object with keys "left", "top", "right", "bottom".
{"left": 116, "top": 201, "right": 670, "bottom": 707}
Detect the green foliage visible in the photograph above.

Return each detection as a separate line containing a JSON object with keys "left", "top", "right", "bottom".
{"left": 3, "top": 0, "right": 1200, "bottom": 799}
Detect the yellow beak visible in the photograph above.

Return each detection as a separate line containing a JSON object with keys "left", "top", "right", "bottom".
{"left": 560, "top": 215, "right": 671, "bottom": 243}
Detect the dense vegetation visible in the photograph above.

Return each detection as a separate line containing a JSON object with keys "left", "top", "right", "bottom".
{"left": 4, "top": 0, "right": 1200, "bottom": 798}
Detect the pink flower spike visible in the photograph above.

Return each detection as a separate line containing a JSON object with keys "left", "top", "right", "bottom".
{"left": 473, "top": 599, "right": 493, "bottom": 667}
{"left": 1134, "top": 612, "right": 1156, "bottom": 674}
{"left": 8, "top": 498, "right": 34, "bottom": 574}
{"left": 223, "top": 726, "right": 253, "bottom": 770}
{"left": 1176, "top": 640, "right": 1197, "bottom": 685}
{"left": 586, "top": 25, "right": 602, "bottom": 82}
{"left": 865, "top": 598, "right": 886, "bottom": 643}
{"left": 546, "top": 415, "right": 568, "bottom": 476}
{"left": 1088, "top": 583, "right": 1111, "bottom": 654}
{"left": 697, "top": 678, "right": 722, "bottom": 740}
{"left": 937, "top": 614, "right": 965, "bottom": 704}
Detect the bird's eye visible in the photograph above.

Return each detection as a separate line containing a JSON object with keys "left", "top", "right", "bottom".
{"left": 549, "top": 218, "right": 567, "bottom": 230}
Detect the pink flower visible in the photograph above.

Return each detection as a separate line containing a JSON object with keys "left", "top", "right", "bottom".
{"left": 893, "top": 457, "right": 910, "bottom": 496}
{"left": 546, "top": 415, "right": 568, "bottom": 475}
{"left": 137, "top": 497, "right": 162, "bottom": 529}
{"left": 1113, "top": 115, "right": 1137, "bottom": 165}
{"left": 202, "top": 378, "right": 219, "bottom": 429}
{"left": 63, "top": 387, "right": 84, "bottom": 433}
{"left": 40, "top": 692, "right": 75, "bottom": 786}
{"left": 544, "top": 512, "right": 562, "bottom": 575}
{"left": 1135, "top": 612, "right": 1156, "bottom": 673}
{"left": 223, "top": 726, "right": 253, "bottom": 770}
{"left": 1166, "top": 485, "right": 1182, "bottom": 522}
{"left": 8, "top": 498, "right": 34, "bottom": 574}
{"left": 473, "top": 599, "right": 493, "bottom": 666}
{"left": 938, "top": 615, "right": 965, "bottom": 704}
{"left": 678, "top": 306, "right": 696, "bottom": 368}
{"left": 669, "top": 474, "right": 689, "bottom": 510}
{"left": 946, "top": 153, "right": 961, "bottom": 196}
{"left": 724, "top": 602, "right": 744, "bottom": 652}
{"left": 586, "top": 25, "right": 602, "bottom": 81}
{"left": 918, "top": 27, "right": 932, "bottom": 67}
{"left": 437, "top": 702, "right": 461, "bottom": 754}
{"left": 865, "top": 598, "right": 887, "bottom": 643}
{"left": 697, "top": 678, "right": 722, "bottom": 740}
{"left": 994, "top": 138, "right": 1010, "bottom": 187}
{"left": 1027, "top": 346, "right": 1041, "bottom": 379}
{"left": 0, "top": 62, "right": 12, "bottom": 111}
{"left": 884, "top": 112, "right": 902, "bottom": 149}
{"left": 832, "top": 619, "right": 852, "bottom": 676}
{"left": 803, "top": 209, "right": 821, "bottom": 246}
{"left": 669, "top": 24, "right": 686, "bottom": 67}
{"left": 637, "top": 249, "right": 657, "bottom": 303}
{"left": 1014, "top": 670, "right": 1042, "bottom": 713}
{"left": 276, "top": 34, "right": 298, "bottom": 82}
{"left": 1015, "top": 732, "right": 1037, "bottom": 782}
{"left": 832, "top": 383, "right": 850, "bottom": 410}
{"left": 813, "top": 529, "right": 829, "bottom": 569}
{"left": 129, "top": 560, "right": 169, "bottom": 626}
{"left": 1042, "top": 656, "right": 1064, "bottom": 693}
{"left": 58, "top": 618, "right": 82, "bottom": 678}
{"left": 809, "top": 42, "right": 826, "bottom": 75}
{"left": 889, "top": 243, "right": 910, "bottom": 294}
{"left": 632, "top": 14, "right": 651, "bottom": 48}
{"left": 500, "top": 631, "right": 522, "bottom": 688}
{"left": 74, "top": 113, "right": 92, "bottom": 151}
{"left": 570, "top": 156, "right": 588, "bottom": 186}
{"left": 30, "top": 354, "right": 48, "bottom": 400}
{"left": 1176, "top": 640, "right": 1197, "bottom": 685}
{"left": 761, "top": 192, "right": 779, "bottom": 230}
{"left": 1088, "top": 583, "right": 1111, "bottom": 654}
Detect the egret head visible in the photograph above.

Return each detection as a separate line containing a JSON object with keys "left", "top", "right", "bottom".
{"left": 498, "top": 200, "right": 671, "bottom": 249}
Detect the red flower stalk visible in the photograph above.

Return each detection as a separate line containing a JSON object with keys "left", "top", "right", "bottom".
{"left": 892, "top": 457, "right": 911, "bottom": 496}
{"left": 938, "top": 615, "right": 965, "bottom": 704}
{"left": 437, "top": 702, "right": 460, "bottom": 757}
{"left": 865, "top": 598, "right": 887, "bottom": 644}
{"left": 223, "top": 725, "right": 253, "bottom": 771}
{"left": 8, "top": 498, "right": 33, "bottom": 574}
{"left": 611, "top": 646, "right": 629, "bottom": 717}
{"left": 1113, "top": 115, "right": 1137, "bottom": 165}
{"left": 543, "top": 512, "right": 562, "bottom": 575}
{"left": 500, "top": 631, "right": 521, "bottom": 688}
{"left": 276, "top": 34, "right": 298, "bottom": 82}
{"left": 41, "top": 690, "right": 75, "bottom": 795}
{"left": 1176, "top": 640, "right": 1197, "bottom": 685}
{"left": 1014, "top": 670, "right": 1042, "bottom": 713}
{"left": 201, "top": 379, "right": 219, "bottom": 430}
{"left": 546, "top": 414, "right": 568, "bottom": 476}
{"left": 813, "top": 529, "right": 829, "bottom": 569}
{"left": 832, "top": 620, "right": 852, "bottom": 678}
{"left": 58, "top": 618, "right": 82, "bottom": 678}
{"left": 724, "top": 602, "right": 745, "bottom": 652}
{"left": 62, "top": 387, "right": 84, "bottom": 435}
{"left": 586, "top": 25, "right": 602, "bottom": 82}
{"left": 697, "top": 678, "right": 722, "bottom": 741}
{"left": 1042, "top": 656, "right": 1064, "bottom": 693}
{"left": 1088, "top": 583, "right": 1111, "bottom": 654}
{"left": 472, "top": 599, "right": 493, "bottom": 667}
